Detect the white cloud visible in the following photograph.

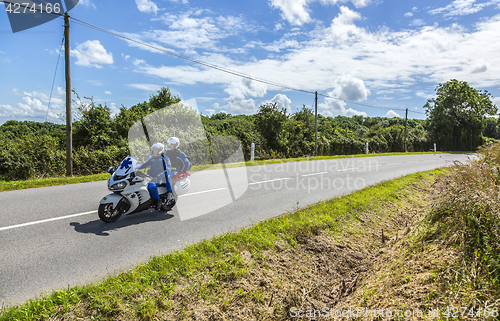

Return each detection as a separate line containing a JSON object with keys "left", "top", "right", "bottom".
{"left": 126, "top": 83, "right": 162, "bottom": 91}
{"left": 415, "top": 91, "right": 431, "bottom": 98}
{"left": 333, "top": 74, "right": 370, "bottom": 102}
{"left": 325, "top": 6, "right": 363, "bottom": 43}
{"left": 410, "top": 19, "right": 426, "bottom": 27}
{"left": 0, "top": 104, "right": 15, "bottom": 117}
{"left": 263, "top": 94, "right": 293, "bottom": 114}
{"left": 492, "top": 97, "right": 500, "bottom": 107}
{"left": 224, "top": 78, "right": 267, "bottom": 100}
{"left": 404, "top": 12, "right": 413, "bottom": 17}
{"left": 429, "top": 0, "right": 500, "bottom": 17}
{"left": 12, "top": 95, "right": 62, "bottom": 121}
{"left": 105, "top": 91, "right": 112, "bottom": 95}
{"left": 23, "top": 89, "right": 64, "bottom": 105}
{"left": 135, "top": 0, "right": 159, "bottom": 14}
{"left": 109, "top": 103, "right": 119, "bottom": 116}
{"left": 221, "top": 78, "right": 268, "bottom": 114}
{"left": 133, "top": 9, "right": 500, "bottom": 106}
{"left": 269, "top": 0, "right": 370, "bottom": 25}
{"left": 79, "top": 0, "right": 96, "bottom": 9}
{"left": 133, "top": 58, "right": 146, "bottom": 66}
{"left": 319, "top": 92, "right": 367, "bottom": 117}
{"left": 205, "top": 108, "right": 215, "bottom": 116}
{"left": 385, "top": 110, "right": 400, "bottom": 118}
{"left": 471, "top": 61, "right": 490, "bottom": 73}
{"left": 71, "top": 40, "right": 113, "bottom": 68}
{"left": 124, "top": 11, "right": 254, "bottom": 53}
{"left": 270, "top": 0, "right": 312, "bottom": 25}
{"left": 122, "top": 53, "right": 130, "bottom": 60}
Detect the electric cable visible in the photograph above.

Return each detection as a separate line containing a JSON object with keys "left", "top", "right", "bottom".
{"left": 45, "top": 33, "right": 64, "bottom": 122}
{"left": 69, "top": 16, "right": 427, "bottom": 115}
{"left": 0, "top": 4, "right": 426, "bottom": 117}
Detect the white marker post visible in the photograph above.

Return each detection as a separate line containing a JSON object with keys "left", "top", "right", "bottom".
{"left": 366, "top": 142, "right": 369, "bottom": 154}
{"left": 251, "top": 143, "right": 255, "bottom": 162}
{"left": 434, "top": 143, "right": 436, "bottom": 152}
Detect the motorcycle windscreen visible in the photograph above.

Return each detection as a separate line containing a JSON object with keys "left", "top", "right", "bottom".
{"left": 127, "top": 100, "right": 248, "bottom": 221}
{"left": 114, "top": 156, "right": 137, "bottom": 177}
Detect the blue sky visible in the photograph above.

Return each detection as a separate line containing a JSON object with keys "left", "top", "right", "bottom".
{"left": 1, "top": 0, "right": 500, "bottom": 125}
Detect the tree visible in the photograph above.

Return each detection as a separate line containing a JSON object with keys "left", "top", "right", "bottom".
{"left": 115, "top": 87, "right": 181, "bottom": 139}
{"left": 255, "top": 103, "right": 288, "bottom": 156}
{"left": 425, "top": 79, "right": 497, "bottom": 151}
{"left": 73, "top": 92, "right": 117, "bottom": 149}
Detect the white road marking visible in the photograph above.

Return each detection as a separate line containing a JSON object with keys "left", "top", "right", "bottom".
{"left": 406, "top": 161, "right": 419, "bottom": 164}
{"left": 0, "top": 210, "right": 97, "bottom": 232}
{"left": 387, "top": 163, "right": 402, "bottom": 165}
{"left": 300, "top": 172, "right": 328, "bottom": 177}
{"left": 179, "top": 187, "right": 227, "bottom": 197}
{"left": 248, "top": 177, "right": 293, "bottom": 185}
{"left": 337, "top": 168, "right": 356, "bottom": 172}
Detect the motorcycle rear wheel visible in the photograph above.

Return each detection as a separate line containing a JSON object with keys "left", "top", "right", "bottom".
{"left": 98, "top": 201, "right": 127, "bottom": 222}
{"left": 161, "top": 191, "right": 178, "bottom": 211}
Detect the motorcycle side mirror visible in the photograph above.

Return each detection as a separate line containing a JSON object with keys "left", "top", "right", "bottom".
{"left": 108, "top": 167, "right": 115, "bottom": 174}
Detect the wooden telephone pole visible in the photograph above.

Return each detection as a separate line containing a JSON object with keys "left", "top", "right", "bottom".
{"left": 404, "top": 108, "right": 408, "bottom": 152}
{"left": 64, "top": 12, "right": 72, "bottom": 176}
{"left": 315, "top": 91, "right": 318, "bottom": 156}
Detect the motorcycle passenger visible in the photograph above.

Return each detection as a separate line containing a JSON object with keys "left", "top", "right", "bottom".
{"left": 165, "top": 137, "right": 191, "bottom": 176}
{"left": 135, "top": 143, "right": 173, "bottom": 211}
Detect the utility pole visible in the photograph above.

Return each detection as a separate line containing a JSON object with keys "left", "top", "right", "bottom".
{"left": 64, "top": 12, "right": 72, "bottom": 176}
{"left": 404, "top": 108, "right": 408, "bottom": 152}
{"left": 315, "top": 91, "right": 318, "bottom": 156}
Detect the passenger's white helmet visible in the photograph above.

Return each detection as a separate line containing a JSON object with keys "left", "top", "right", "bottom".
{"left": 151, "top": 142, "right": 164, "bottom": 155}
{"left": 167, "top": 137, "right": 180, "bottom": 149}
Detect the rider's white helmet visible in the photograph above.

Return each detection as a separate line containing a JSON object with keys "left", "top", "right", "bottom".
{"left": 151, "top": 143, "right": 164, "bottom": 156}
{"left": 167, "top": 137, "right": 180, "bottom": 149}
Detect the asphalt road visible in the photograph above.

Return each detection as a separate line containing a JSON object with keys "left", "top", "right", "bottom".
{"left": 0, "top": 153, "right": 473, "bottom": 307}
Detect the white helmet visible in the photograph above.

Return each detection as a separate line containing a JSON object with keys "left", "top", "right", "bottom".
{"left": 167, "top": 137, "right": 180, "bottom": 149}
{"left": 151, "top": 142, "right": 164, "bottom": 155}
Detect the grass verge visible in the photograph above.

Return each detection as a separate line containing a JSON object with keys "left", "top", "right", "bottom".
{"left": 0, "top": 151, "right": 461, "bottom": 192}
{"left": 1, "top": 167, "right": 458, "bottom": 320}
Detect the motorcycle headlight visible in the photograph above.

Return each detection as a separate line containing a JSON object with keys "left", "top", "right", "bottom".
{"left": 109, "top": 181, "right": 127, "bottom": 190}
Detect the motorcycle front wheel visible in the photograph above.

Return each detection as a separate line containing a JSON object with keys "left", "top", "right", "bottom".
{"left": 98, "top": 200, "right": 128, "bottom": 222}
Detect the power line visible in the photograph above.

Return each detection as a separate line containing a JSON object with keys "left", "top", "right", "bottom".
{"left": 69, "top": 16, "right": 427, "bottom": 115}
{"left": 0, "top": 4, "right": 426, "bottom": 117}
{"left": 45, "top": 34, "right": 64, "bottom": 122}
{"left": 70, "top": 17, "right": 315, "bottom": 95}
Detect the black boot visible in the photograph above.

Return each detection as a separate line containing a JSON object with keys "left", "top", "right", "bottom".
{"left": 153, "top": 199, "right": 161, "bottom": 211}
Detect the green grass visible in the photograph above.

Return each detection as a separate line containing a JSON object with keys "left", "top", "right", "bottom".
{"left": 0, "top": 168, "right": 447, "bottom": 320}
{"left": 0, "top": 173, "right": 110, "bottom": 192}
{"left": 0, "top": 151, "right": 460, "bottom": 192}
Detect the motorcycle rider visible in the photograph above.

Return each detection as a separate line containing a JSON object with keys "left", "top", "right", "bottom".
{"left": 135, "top": 143, "right": 173, "bottom": 211}
{"left": 165, "top": 137, "right": 191, "bottom": 176}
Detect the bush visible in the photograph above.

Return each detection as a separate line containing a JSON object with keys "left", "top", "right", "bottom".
{"left": 0, "top": 134, "right": 65, "bottom": 180}
{"left": 73, "top": 146, "right": 129, "bottom": 176}
{"left": 428, "top": 143, "right": 500, "bottom": 303}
